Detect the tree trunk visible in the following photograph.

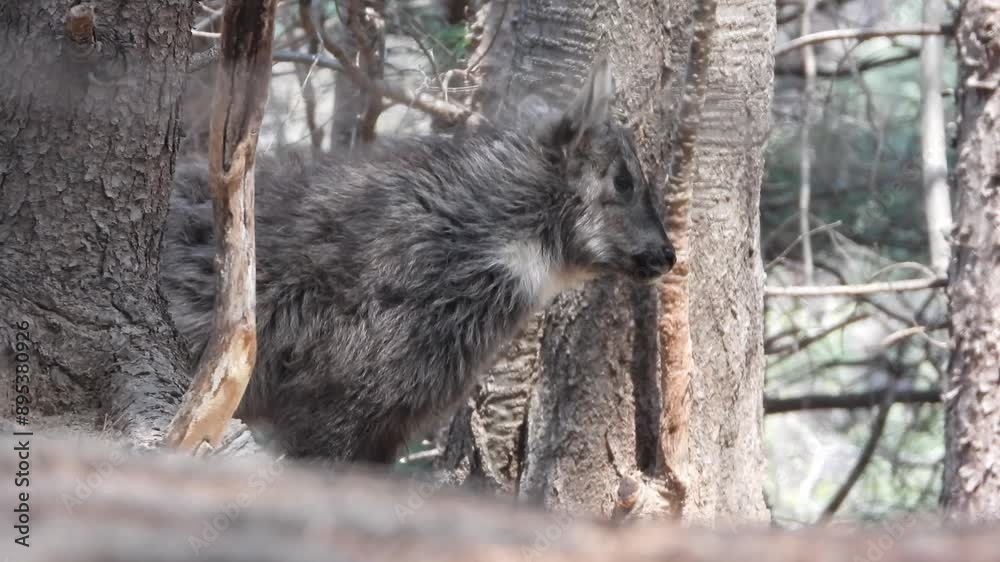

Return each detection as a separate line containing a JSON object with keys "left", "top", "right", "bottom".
{"left": 680, "top": 0, "right": 774, "bottom": 523}
{"left": 443, "top": 0, "right": 774, "bottom": 523}
{"left": 0, "top": 1, "right": 194, "bottom": 445}
{"left": 330, "top": 0, "right": 385, "bottom": 149}
{"left": 943, "top": 0, "right": 1000, "bottom": 522}
{"left": 920, "top": 0, "right": 954, "bottom": 274}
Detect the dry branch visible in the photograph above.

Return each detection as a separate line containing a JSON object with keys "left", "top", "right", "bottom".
{"left": 299, "top": 1, "right": 479, "bottom": 128}
{"left": 296, "top": 0, "right": 324, "bottom": 152}
{"left": 62, "top": 2, "right": 118, "bottom": 72}
{"left": 765, "top": 277, "right": 947, "bottom": 297}
{"left": 765, "top": 313, "right": 869, "bottom": 355}
{"left": 10, "top": 434, "right": 1000, "bottom": 562}
{"left": 163, "top": 0, "right": 276, "bottom": 452}
{"left": 775, "top": 49, "right": 921, "bottom": 77}
{"left": 775, "top": 24, "right": 952, "bottom": 56}
{"left": 765, "top": 386, "right": 941, "bottom": 414}
{"left": 819, "top": 385, "right": 897, "bottom": 521}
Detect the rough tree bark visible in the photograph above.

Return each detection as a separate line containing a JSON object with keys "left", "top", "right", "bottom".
{"left": 164, "top": 0, "right": 276, "bottom": 452}
{"left": 679, "top": 0, "right": 773, "bottom": 523}
{"left": 0, "top": 1, "right": 194, "bottom": 445}
{"left": 943, "top": 0, "right": 1000, "bottom": 522}
{"left": 442, "top": 0, "right": 773, "bottom": 524}
{"left": 9, "top": 434, "right": 1000, "bottom": 562}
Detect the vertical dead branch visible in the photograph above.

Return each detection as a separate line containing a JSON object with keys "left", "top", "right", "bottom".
{"left": 798, "top": 0, "right": 816, "bottom": 285}
{"left": 657, "top": 0, "right": 720, "bottom": 506}
{"left": 920, "top": 0, "right": 954, "bottom": 274}
{"left": 296, "top": 0, "right": 324, "bottom": 153}
{"left": 164, "top": 0, "right": 277, "bottom": 452}
{"left": 347, "top": 0, "right": 385, "bottom": 143}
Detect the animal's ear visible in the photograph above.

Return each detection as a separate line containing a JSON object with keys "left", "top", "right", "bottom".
{"left": 536, "top": 57, "right": 616, "bottom": 152}
{"left": 567, "top": 56, "right": 615, "bottom": 132}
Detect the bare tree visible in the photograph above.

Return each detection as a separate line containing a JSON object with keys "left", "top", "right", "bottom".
{"left": 943, "top": 0, "right": 1000, "bottom": 522}
{"left": 920, "top": 0, "right": 954, "bottom": 274}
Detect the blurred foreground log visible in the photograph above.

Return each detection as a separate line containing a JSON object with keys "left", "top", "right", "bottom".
{"left": 4, "top": 434, "right": 1000, "bottom": 561}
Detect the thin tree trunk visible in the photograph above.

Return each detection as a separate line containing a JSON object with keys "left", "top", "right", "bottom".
{"left": 468, "top": 0, "right": 665, "bottom": 518}
{"left": 920, "top": 0, "right": 954, "bottom": 274}
{"left": 943, "top": 0, "right": 1000, "bottom": 522}
{"left": 0, "top": 0, "right": 194, "bottom": 445}
{"left": 330, "top": 0, "right": 385, "bottom": 149}
{"left": 798, "top": 0, "right": 816, "bottom": 285}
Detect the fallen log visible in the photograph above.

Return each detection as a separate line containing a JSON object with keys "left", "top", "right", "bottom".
{"left": 3, "top": 434, "right": 997, "bottom": 562}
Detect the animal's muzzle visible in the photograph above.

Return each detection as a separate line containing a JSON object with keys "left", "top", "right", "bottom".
{"left": 633, "top": 245, "right": 676, "bottom": 279}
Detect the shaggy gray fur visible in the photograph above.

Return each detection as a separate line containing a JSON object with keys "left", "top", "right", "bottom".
{"left": 161, "top": 60, "right": 674, "bottom": 463}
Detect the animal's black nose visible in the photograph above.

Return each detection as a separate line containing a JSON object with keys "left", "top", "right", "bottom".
{"left": 636, "top": 245, "right": 676, "bottom": 275}
{"left": 662, "top": 246, "right": 676, "bottom": 270}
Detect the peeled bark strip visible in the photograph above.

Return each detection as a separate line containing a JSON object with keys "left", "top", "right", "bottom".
{"left": 10, "top": 434, "right": 1000, "bottom": 562}
{"left": 943, "top": 0, "right": 1000, "bottom": 522}
{"left": 164, "top": 0, "right": 276, "bottom": 452}
{"left": 657, "top": 0, "right": 719, "bottom": 498}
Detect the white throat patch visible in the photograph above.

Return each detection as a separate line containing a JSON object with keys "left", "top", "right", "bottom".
{"left": 496, "top": 240, "right": 591, "bottom": 306}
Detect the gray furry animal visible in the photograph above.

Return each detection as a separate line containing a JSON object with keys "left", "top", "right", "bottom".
{"left": 161, "top": 59, "right": 675, "bottom": 463}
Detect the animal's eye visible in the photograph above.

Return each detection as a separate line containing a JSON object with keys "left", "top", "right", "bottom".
{"left": 613, "top": 163, "right": 634, "bottom": 195}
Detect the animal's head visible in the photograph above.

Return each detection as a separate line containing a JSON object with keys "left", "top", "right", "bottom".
{"left": 537, "top": 57, "right": 675, "bottom": 282}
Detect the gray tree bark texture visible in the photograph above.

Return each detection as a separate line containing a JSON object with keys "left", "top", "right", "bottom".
{"left": 0, "top": 1, "right": 194, "bottom": 446}
{"left": 5, "top": 434, "right": 1000, "bottom": 562}
{"left": 681, "top": 0, "right": 773, "bottom": 523}
{"left": 442, "top": 0, "right": 773, "bottom": 523}
{"left": 943, "top": 0, "right": 1000, "bottom": 522}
